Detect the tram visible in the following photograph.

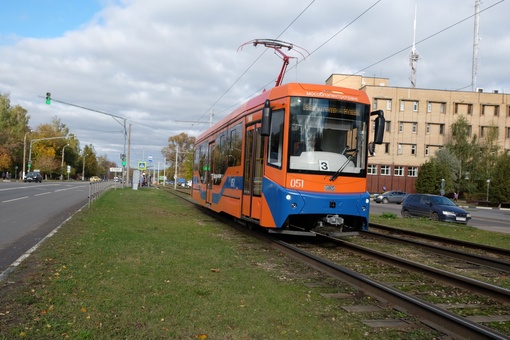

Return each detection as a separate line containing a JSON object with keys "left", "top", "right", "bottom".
{"left": 191, "top": 82, "right": 385, "bottom": 235}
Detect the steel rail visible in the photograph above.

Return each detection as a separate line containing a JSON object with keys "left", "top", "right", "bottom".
{"left": 316, "top": 233, "right": 510, "bottom": 305}
{"left": 369, "top": 223, "right": 510, "bottom": 257}
{"left": 272, "top": 238, "right": 509, "bottom": 340}
{"left": 363, "top": 230, "right": 510, "bottom": 273}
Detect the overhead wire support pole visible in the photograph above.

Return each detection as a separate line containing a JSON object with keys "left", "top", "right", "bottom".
{"left": 40, "top": 95, "right": 128, "bottom": 188}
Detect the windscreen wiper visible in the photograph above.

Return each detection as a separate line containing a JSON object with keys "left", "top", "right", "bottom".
{"left": 329, "top": 149, "right": 357, "bottom": 181}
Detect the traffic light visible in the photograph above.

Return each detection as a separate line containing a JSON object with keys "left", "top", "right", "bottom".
{"left": 45, "top": 92, "right": 51, "bottom": 105}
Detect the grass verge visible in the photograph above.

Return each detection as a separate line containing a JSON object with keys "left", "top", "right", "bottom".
{"left": 1, "top": 189, "right": 408, "bottom": 339}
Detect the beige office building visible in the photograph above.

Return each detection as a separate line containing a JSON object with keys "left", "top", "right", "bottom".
{"left": 326, "top": 74, "right": 510, "bottom": 194}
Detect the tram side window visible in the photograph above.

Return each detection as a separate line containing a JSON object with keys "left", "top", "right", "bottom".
{"left": 268, "top": 109, "right": 284, "bottom": 168}
{"left": 213, "top": 134, "right": 227, "bottom": 185}
{"left": 228, "top": 123, "right": 242, "bottom": 167}
{"left": 197, "top": 144, "right": 208, "bottom": 184}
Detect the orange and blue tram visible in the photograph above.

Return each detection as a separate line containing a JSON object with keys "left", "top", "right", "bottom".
{"left": 191, "top": 82, "right": 384, "bottom": 234}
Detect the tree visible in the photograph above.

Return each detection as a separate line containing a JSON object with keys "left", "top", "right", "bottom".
{"left": 491, "top": 153, "right": 510, "bottom": 203}
{"left": 161, "top": 133, "right": 195, "bottom": 180}
{"left": 415, "top": 159, "right": 452, "bottom": 195}
{"left": 29, "top": 117, "right": 75, "bottom": 178}
{"left": 0, "top": 94, "right": 30, "bottom": 175}
{"left": 81, "top": 145, "right": 98, "bottom": 179}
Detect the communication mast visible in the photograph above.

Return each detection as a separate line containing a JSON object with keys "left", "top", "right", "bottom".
{"left": 472, "top": 0, "right": 481, "bottom": 92}
{"left": 238, "top": 39, "right": 309, "bottom": 87}
{"left": 409, "top": 3, "right": 420, "bottom": 88}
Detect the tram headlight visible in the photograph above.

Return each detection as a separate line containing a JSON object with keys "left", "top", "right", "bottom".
{"left": 286, "top": 194, "right": 291, "bottom": 200}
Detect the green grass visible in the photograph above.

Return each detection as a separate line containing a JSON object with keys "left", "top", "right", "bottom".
{"left": 2, "top": 189, "right": 424, "bottom": 339}
{"left": 9, "top": 190, "right": 508, "bottom": 338}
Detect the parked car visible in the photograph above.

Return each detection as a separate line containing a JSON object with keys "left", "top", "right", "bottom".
{"left": 24, "top": 171, "right": 42, "bottom": 183}
{"left": 401, "top": 194, "right": 471, "bottom": 224}
{"left": 90, "top": 176, "right": 101, "bottom": 182}
{"left": 373, "top": 190, "right": 407, "bottom": 204}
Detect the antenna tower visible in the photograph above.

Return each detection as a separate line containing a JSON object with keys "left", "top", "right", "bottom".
{"left": 409, "top": 3, "right": 420, "bottom": 88}
{"left": 472, "top": 0, "right": 481, "bottom": 92}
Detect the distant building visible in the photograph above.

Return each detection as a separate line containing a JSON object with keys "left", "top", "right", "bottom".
{"left": 326, "top": 74, "right": 510, "bottom": 194}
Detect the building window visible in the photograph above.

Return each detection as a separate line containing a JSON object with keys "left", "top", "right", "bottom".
{"left": 426, "top": 123, "right": 430, "bottom": 134}
{"left": 408, "top": 167, "right": 418, "bottom": 177}
{"left": 425, "top": 145, "right": 430, "bottom": 156}
{"left": 440, "top": 103, "right": 445, "bottom": 113}
{"left": 385, "top": 121, "right": 391, "bottom": 132}
{"left": 384, "top": 143, "right": 390, "bottom": 154}
{"left": 400, "top": 100, "right": 405, "bottom": 111}
{"left": 413, "top": 101, "right": 419, "bottom": 112}
{"left": 439, "top": 124, "right": 445, "bottom": 135}
{"left": 427, "top": 102, "right": 432, "bottom": 113}
{"left": 381, "top": 165, "right": 391, "bottom": 175}
{"left": 411, "top": 144, "right": 417, "bottom": 155}
{"left": 412, "top": 122, "right": 417, "bottom": 133}
{"left": 368, "top": 164, "right": 378, "bottom": 175}
{"left": 394, "top": 166, "right": 404, "bottom": 176}
{"left": 455, "top": 103, "right": 473, "bottom": 115}
{"left": 507, "top": 127, "right": 510, "bottom": 139}
{"left": 386, "top": 99, "right": 392, "bottom": 111}
{"left": 399, "top": 122, "right": 403, "bottom": 133}
{"left": 397, "top": 144, "right": 402, "bottom": 155}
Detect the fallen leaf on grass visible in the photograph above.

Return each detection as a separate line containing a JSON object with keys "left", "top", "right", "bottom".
{"left": 196, "top": 334, "right": 208, "bottom": 339}
{"left": 210, "top": 269, "right": 220, "bottom": 273}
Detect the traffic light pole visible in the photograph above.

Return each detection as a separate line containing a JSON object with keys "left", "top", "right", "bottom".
{"left": 41, "top": 94, "right": 128, "bottom": 188}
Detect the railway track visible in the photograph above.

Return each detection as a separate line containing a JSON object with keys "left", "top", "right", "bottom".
{"left": 163, "top": 186, "right": 510, "bottom": 338}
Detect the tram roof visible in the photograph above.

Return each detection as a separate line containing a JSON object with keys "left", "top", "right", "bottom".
{"left": 197, "top": 82, "right": 369, "bottom": 141}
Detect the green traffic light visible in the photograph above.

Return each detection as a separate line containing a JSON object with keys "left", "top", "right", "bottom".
{"left": 46, "top": 99, "right": 51, "bottom": 105}
{"left": 45, "top": 92, "right": 51, "bottom": 105}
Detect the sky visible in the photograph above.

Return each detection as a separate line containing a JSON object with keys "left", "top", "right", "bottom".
{"left": 1, "top": 0, "right": 509, "bottom": 168}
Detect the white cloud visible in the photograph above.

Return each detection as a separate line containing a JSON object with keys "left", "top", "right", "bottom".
{"left": 1, "top": 0, "right": 509, "bottom": 164}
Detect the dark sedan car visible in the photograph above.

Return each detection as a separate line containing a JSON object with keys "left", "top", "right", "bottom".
{"left": 401, "top": 194, "right": 471, "bottom": 224}
{"left": 373, "top": 190, "right": 407, "bottom": 204}
{"left": 24, "top": 171, "right": 43, "bottom": 183}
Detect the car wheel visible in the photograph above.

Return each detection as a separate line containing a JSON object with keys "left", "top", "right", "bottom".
{"left": 430, "top": 212, "right": 439, "bottom": 221}
{"left": 382, "top": 198, "right": 389, "bottom": 204}
{"left": 402, "top": 210, "right": 411, "bottom": 218}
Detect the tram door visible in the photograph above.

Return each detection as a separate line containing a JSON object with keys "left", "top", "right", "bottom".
{"left": 205, "top": 142, "right": 214, "bottom": 206}
{"left": 242, "top": 123, "right": 264, "bottom": 221}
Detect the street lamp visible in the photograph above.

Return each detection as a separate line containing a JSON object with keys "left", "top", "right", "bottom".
{"left": 82, "top": 153, "right": 88, "bottom": 181}
{"left": 486, "top": 179, "right": 491, "bottom": 202}
{"left": 22, "top": 130, "right": 32, "bottom": 180}
{"left": 61, "top": 144, "right": 70, "bottom": 180}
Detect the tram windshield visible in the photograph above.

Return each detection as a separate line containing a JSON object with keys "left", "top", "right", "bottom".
{"left": 288, "top": 97, "right": 369, "bottom": 176}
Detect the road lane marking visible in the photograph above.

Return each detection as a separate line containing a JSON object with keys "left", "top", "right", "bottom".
{"left": 1, "top": 196, "right": 29, "bottom": 203}
{"left": 35, "top": 192, "right": 52, "bottom": 196}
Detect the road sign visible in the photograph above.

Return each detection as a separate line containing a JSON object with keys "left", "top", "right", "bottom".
{"left": 148, "top": 155, "right": 153, "bottom": 163}
{"left": 110, "top": 167, "right": 123, "bottom": 172}
{"left": 138, "top": 162, "right": 146, "bottom": 170}
{"left": 67, "top": 165, "right": 71, "bottom": 173}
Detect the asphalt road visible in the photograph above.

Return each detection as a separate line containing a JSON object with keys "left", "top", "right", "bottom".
{"left": 369, "top": 199, "right": 510, "bottom": 234}
{"left": 0, "top": 181, "right": 95, "bottom": 274}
